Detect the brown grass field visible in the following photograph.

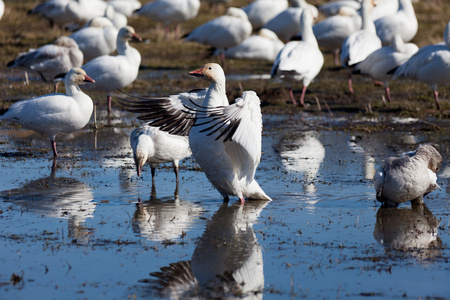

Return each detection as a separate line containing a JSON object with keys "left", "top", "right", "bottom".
{"left": 0, "top": 0, "right": 449, "bottom": 117}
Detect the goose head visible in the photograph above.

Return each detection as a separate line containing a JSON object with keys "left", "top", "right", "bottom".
{"left": 54, "top": 36, "right": 79, "bottom": 49}
{"left": 66, "top": 67, "right": 95, "bottom": 85}
{"left": 188, "top": 63, "right": 225, "bottom": 84}
{"left": 416, "top": 144, "right": 443, "bottom": 173}
{"left": 118, "top": 25, "right": 142, "bottom": 43}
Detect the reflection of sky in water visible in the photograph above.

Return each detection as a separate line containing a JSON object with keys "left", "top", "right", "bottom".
{"left": 0, "top": 112, "right": 449, "bottom": 299}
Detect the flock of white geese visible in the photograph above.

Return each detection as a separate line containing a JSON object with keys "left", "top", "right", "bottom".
{"left": 0, "top": 0, "right": 448, "bottom": 206}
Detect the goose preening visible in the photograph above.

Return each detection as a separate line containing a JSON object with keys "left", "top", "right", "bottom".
{"left": 120, "top": 63, "right": 271, "bottom": 204}
{"left": 372, "top": 144, "right": 442, "bottom": 207}
{"left": 81, "top": 26, "right": 141, "bottom": 112}
{"left": 185, "top": 7, "right": 252, "bottom": 64}
{"left": 69, "top": 17, "right": 118, "bottom": 62}
{"left": 217, "top": 28, "right": 284, "bottom": 62}
{"left": 130, "top": 122, "right": 192, "bottom": 182}
{"left": 375, "top": 0, "right": 418, "bottom": 46}
{"left": 353, "top": 34, "right": 419, "bottom": 102}
{"left": 340, "top": 0, "right": 381, "bottom": 93}
{"left": 392, "top": 21, "right": 450, "bottom": 110}
{"left": 135, "top": 0, "right": 200, "bottom": 39}
{"left": 7, "top": 36, "right": 83, "bottom": 90}
{"left": 271, "top": 8, "right": 324, "bottom": 106}
{"left": 0, "top": 67, "right": 95, "bottom": 157}
{"left": 242, "top": 0, "right": 288, "bottom": 30}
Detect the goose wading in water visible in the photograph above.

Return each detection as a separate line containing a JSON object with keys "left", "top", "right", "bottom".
{"left": 0, "top": 67, "right": 95, "bottom": 158}
{"left": 372, "top": 144, "right": 442, "bottom": 207}
{"left": 120, "top": 63, "right": 271, "bottom": 204}
{"left": 81, "top": 25, "right": 141, "bottom": 113}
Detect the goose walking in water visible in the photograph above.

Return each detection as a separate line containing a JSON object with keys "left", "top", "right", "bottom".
{"left": 81, "top": 26, "right": 141, "bottom": 112}
{"left": 271, "top": 8, "right": 324, "bottom": 107}
{"left": 0, "top": 68, "right": 95, "bottom": 157}
{"left": 372, "top": 144, "right": 442, "bottom": 207}
{"left": 121, "top": 63, "right": 271, "bottom": 204}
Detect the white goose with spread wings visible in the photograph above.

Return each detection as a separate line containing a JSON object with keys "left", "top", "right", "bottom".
{"left": 121, "top": 63, "right": 271, "bottom": 204}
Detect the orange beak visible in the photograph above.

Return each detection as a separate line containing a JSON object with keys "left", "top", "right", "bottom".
{"left": 83, "top": 74, "right": 95, "bottom": 83}
{"left": 131, "top": 33, "right": 142, "bottom": 42}
{"left": 189, "top": 66, "right": 204, "bottom": 78}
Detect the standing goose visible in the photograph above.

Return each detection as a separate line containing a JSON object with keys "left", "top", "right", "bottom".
{"left": 353, "top": 34, "right": 418, "bottom": 102}
{"left": 121, "top": 63, "right": 271, "bottom": 204}
{"left": 372, "top": 144, "right": 442, "bottom": 207}
{"left": 340, "top": 0, "right": 381, "bottom": 93}
{"left": 0, "top": 68, "right": 95, "bottom": 157}
{"left": 271, "top": 8, "right": 324, "bottom": 107}
{"left": 185, "top": 7, "right": 252, "bottom": 65}
{"left": 392, "top": 21, "right": 450, "bottom": 110}
{"left": 135, "top": 0, "right": 200, "bottom": 39}
{"left": 81, "top": 26, "right": 141, "bottom": 112}
{"left": 375, "top": 0, "right": 418, "bottom": 46}
{"left": 69, "top": 16, "right": 118, "bottom": 61}
{"left": 7, "top": 36, "right": 83, "bottom": 90}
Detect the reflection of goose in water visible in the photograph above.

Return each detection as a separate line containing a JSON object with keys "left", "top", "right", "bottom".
{"left": 280, "top": 131, "right": 325, "bottom": 192}
{"left": 437, "top": 164, "right": 450, "bottom": 195}
{"left": 145, "top": 200, "right": 268, "bottom": 299}
{"left": 0, "top": 166, "right": 95, "bottom": 243}
{"left": 374, "top": 204, "right": 442, "bottom": 260}
{"left": 132, "top": 185, "right": 202, "bottom": 241}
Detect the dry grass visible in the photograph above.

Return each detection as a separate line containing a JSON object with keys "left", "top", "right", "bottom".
{"left": 0, "top": 0, "right": 449, "bottom": 117}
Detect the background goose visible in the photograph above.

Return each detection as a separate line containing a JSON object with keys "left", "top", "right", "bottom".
{"left": 121, "top": 63, "right": 271, "bottom": 203}
{"left": 28, "top": 0, "right": 71, "bottom": 28}
{"left": 375, "top": 0, "right": 418, "bottom": 46}
{"left": 241, "top": 0, "right": 288, "bottom": 30}
{"left": 318, "top": 0, "right": 360, "bottom": 17}
{"left": 353, "top": 34, "right": 419, "bottom": 102}
{"left": 0, "top": 68, "right": 95, "bottom": 157}
{"left": 81, "top": 26, "right": 142, "bottom": 112}
{"left": 217, "top": 28, "right": 284, "bottom": 62}
{"left": 185, "top": 7, "right": 252, "bottom": 64}
{"left": 70, "top": 16, "right": 118, "bottom": 61}
{"left": 107, "top": 0, "right": 142, "bottom": 17}
{"left": 340, "top": 0, "right": 381, "bottom": 93}
{"left": 392, "top": 21, "right": 450, "bottom": 110}
{"left": 372, "top": 144, "right": 442, "bottom": 207}
{"left": 135, "top": 0, "right": 200, "bottom": 39}
{"left": 7, "top": 36, "right": 83, "bottom": 90}
{"left": 271, "top": 8, "right": 324, "bottom": 107}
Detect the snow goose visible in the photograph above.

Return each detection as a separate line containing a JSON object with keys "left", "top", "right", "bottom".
{"left": 65, "top": 0, "right": 109, "bottom": 26}
{"left": 372, "top": 144, "right": 442, "bottom": 207}
{"left": 120, "top": 63, "right": 271, "bottom": 204}
{"left": 262, "top": 0, "right": 318, "bottom": 43}
{"left": 185, "top": 7, "right": 252, "bottom": 64}
{"left": 353, "top": 34, "right": 418, "bottom": 102}
{"left": 69, "top": 17, "right": 118, "bottom": 61}
{"left": 217, "top": 28, "right": 284, "bottom": 62}
{"left": 271, "top": 8, "right": 324, "bottom": 106}
{"left": 0, "top": 67, "right": 95, "bottom": 157}
{"left": 242, "top": 0, "right": 288, "bottom": 30}
{"left": 340, "top": 0, "right": 381, "bottom": 93}
{"left": 135, "top": 0, "right": 200, "bottom": 39}
{"left": 313, "top": 6, "right": 361, "bottom": 65}
{"left": 104, "top": 4, "right": 128, "bottom": 29}
{"left": 372, "top": 0, "right": 398, "bottom": 21}
{"left": 107, "top": 0, "right": 142, "bottom": 17}
{"left": 7, "top": 36, "right": 83, "bottom": 90}
{"left": 28, "top": 0, "right": 71, "bottom": 28}
{"left": 375, "top": 0, "right": 418, "bottom": 46}
{"left": 318, "top": 0, "right": 360, "bottom": 17}
{"left": 392, "top": 21, "right": 450, "bottom": 110}
{"left": 81, "top": 26, "right": 142, "bottom": 112}
{"left": 130, "top": 121, "right": 192, "bottom": 181}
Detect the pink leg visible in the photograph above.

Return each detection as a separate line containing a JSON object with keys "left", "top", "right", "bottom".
{"left": 239, "top": 197, "right": 245, "bottom": 205}
{"left": 433, "top": 90, "right": 441, "bottom": 110}
{"left": 220, "top": 52, "right": 226, "bottom": 68}
{"left": 348, "top": 72, "right": 354, "bottom": 93}
{"left": 54, "top": 81, "right": 59, "bottom": 93}
{"left": 107, "top": 95, "right": 112, "bottom": 113}
{"left": 385, "top": 86, "right": 392, "bottom": 102}
{"left": 299, "top": 85, "right": 307, "bottom": 107}
{"left": 334, "top": 49, "right": 340, "bottom": 66}
{"left": 289, "top": 88, "right": 297, "bottom": 105}
{"left": 51, "top": 140, "right": 58, "bottom": 157}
